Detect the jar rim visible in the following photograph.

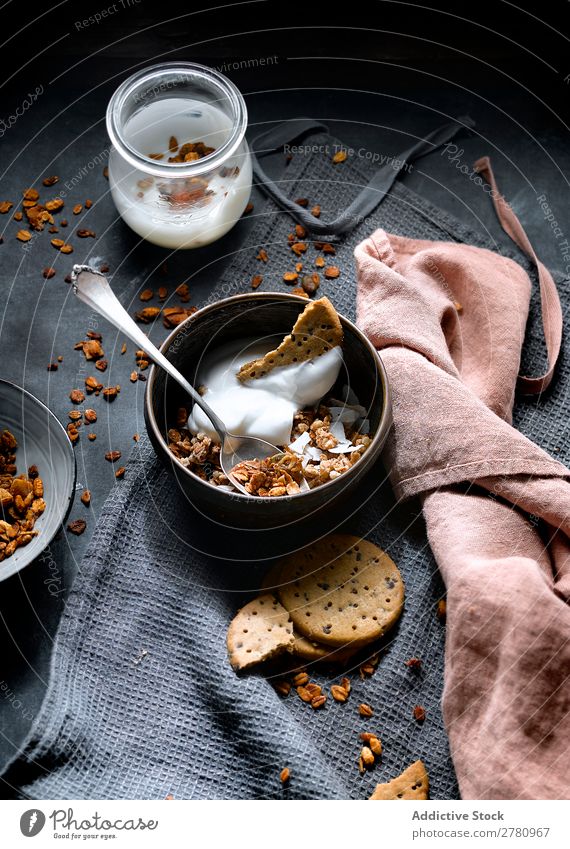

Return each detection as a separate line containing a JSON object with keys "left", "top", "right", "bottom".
{"left": 106, "top": 61, "right": 248, "bottom": 178}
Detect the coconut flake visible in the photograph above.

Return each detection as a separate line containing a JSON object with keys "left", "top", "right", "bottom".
{"left": 288, "top": 431, "right": 311, "bottom": 454}
{"left": 330, "top": 420, "right": 347, "bottom": 442}
{"left": 305, "top": 445, "right": 323, "bottom": 461}
{"left": 328, "top": 441, "right": 356, "bottom": 454}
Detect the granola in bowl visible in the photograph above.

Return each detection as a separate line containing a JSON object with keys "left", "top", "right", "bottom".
{"left": 168, "top": 397, "right": 372, "bottom": 497}
{"left": 166, "top": 296, "right": 374, "bottom": 497}
{"left": 145, "top": 291, "right": 390, "bottom": 525}
{"left": 0, "top": 428, "right": 45, "bottom": 562}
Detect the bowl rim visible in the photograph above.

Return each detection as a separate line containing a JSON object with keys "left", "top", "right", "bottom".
{"left": 0, "top": 378, "right": 76, "bottom": 582}
{"left": 144, "top": 292, "right": 391, "bottom": 502}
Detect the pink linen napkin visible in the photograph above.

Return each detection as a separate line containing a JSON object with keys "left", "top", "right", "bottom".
{"left": 355, "top": 158, "right": 570, "bottom": 799}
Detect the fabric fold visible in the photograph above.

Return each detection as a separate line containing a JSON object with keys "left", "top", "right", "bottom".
{"left": 356, "top": 198, "right": 570, "bottom": 798}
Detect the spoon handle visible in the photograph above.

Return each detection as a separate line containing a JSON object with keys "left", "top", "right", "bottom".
{"left": 71, "top": 265, "right": 228, "bottom": 438}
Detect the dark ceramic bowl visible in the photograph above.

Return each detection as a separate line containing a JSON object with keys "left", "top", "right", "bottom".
{"left": 0, "top": 380, "right": 76, "bottom": 581}
{"left": 145, "top": 293, "right": 391, "bottom": 530}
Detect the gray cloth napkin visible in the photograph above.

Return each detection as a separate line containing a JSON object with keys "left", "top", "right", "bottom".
{"left": 2, "top": 130, "right": 563, "bottom": 800}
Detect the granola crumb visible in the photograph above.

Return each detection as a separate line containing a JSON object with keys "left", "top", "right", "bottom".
{"left": 291, "top": 671, "right": 309, "bottom": 687}
{"left": 369, "top": 736, "right": 382, "bottom": 757}
{"left": 359, "top": 653, "right": 380, "bottom": 679}
{"left": 69, "top": 389, "right": 85, "bottom": 404}
{"left": 413, "top": 705, "right": 426, "bottom": 722}
{"left": 67, "top": 519, "right": 86, "bottom": 536}
{"left": 331, "top": 684, "right": 349, "bottom": 703}
{"left": 324, "top": 266, "right": 340, "bottom": 279}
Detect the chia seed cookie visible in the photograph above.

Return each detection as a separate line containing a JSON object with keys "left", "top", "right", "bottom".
{"left": 236, "top": 297, "right": 343, "bottom": 381}
{"left": 227, "top": 593, "right": 295, "bottom": 671}
{"left": 278, "top": 534, "right": 404, "bottom": 648}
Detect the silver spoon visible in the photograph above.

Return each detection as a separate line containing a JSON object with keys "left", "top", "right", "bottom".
{"left": 71, "top": 265, "right": 286, "bottom": 496}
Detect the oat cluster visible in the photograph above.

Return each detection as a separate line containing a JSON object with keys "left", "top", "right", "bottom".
{"left": 167, "top": 402, "right": 372, "bottom": 496}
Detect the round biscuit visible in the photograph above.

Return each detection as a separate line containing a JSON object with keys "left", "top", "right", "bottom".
{"left": 263, "top": 565, "right": 358, "bottom": 662}
{"left": 292, "top": 631, "right": 359, "bottom": 664}
{"left": 278, "top": 534, "right": 404, "bottom": 647}
{"left": 227, "top": 593, "right": 295, "bottom": 670}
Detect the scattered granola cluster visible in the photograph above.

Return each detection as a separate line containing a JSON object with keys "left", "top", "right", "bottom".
{"left": 0, "top": 177, "right": 99, "bottom": 263}
{"left": 273, "top": 652, "right": 425, "bottom": 781}
{"left": 273, "top": 655, "right": 381, "bottom": 706}
{"left": 0, "top": 430, "right": 45, "bottom": 563}
{"left": 359, "top": 732, "right": 383, "bottom": 773}
{"left": 135, "top": 280, "right": 196, "bottom": 329}
{"left": 166, "top": 400, "right": 372, "bottom": 496}
{"left": 275, "top": 669, "right": 352, "bottom": 710}
{"left": 252, "top": 217, "right": 341, "bottom": 299}
{"left": 246, "top": 146, "right": 351, "bottom": 297}
{"left": 273, "top": 661, "right": 387, "bottom": 775}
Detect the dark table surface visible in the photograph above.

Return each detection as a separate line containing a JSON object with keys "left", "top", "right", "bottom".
{"left": 1, "top": 0, "right": 569, "bottom": 784}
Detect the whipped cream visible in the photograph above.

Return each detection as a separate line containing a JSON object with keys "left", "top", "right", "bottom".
{"left": 187, "top": 338, "right": 343, "bottom": 445}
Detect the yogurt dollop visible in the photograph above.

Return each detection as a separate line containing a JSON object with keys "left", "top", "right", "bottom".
{"left": 188, "top": 338, "right": 343, "bottom": 446}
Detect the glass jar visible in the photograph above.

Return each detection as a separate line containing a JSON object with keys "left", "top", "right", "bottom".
{"left": 106, "top": 62, "right": 252, "bottom": 250}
